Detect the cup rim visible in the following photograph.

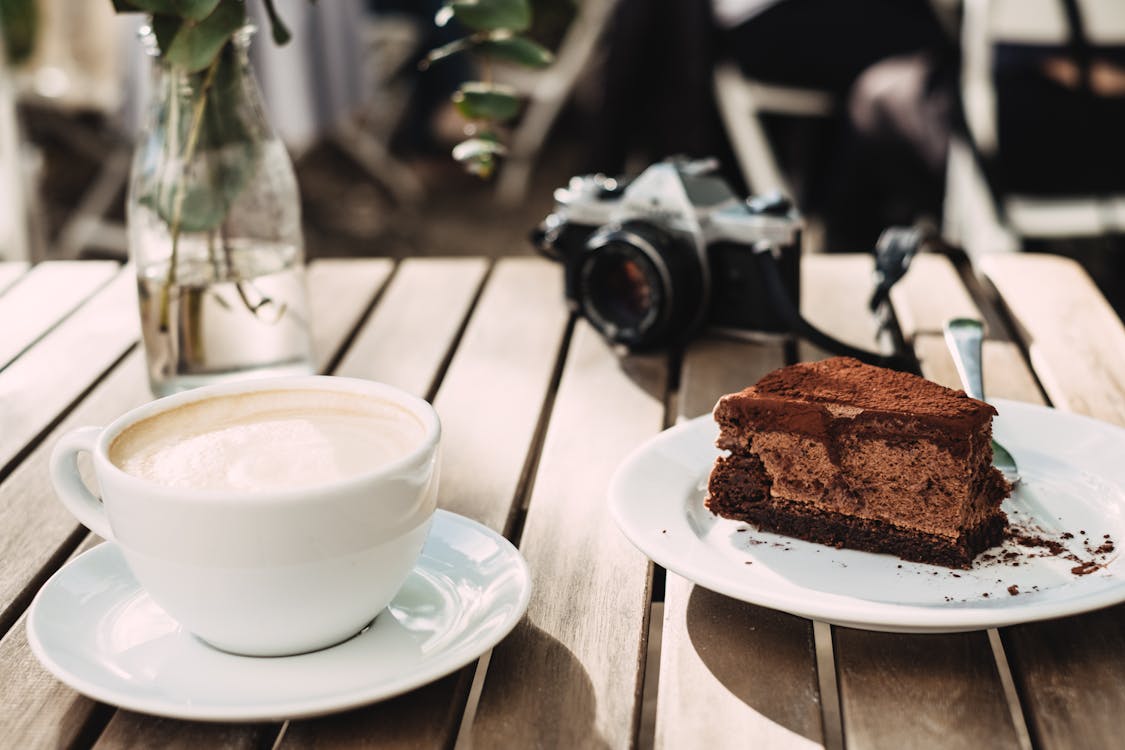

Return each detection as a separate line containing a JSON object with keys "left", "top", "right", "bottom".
{"left": 94, "top": 375, "right": 441, "bottom": 503}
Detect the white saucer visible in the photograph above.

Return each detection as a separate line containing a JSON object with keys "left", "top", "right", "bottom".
{"left": 27, "top": 510, "right": 531, "bottom": 721}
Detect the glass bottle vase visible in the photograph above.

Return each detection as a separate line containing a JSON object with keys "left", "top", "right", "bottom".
{"left": 127, "top": 26, "right": 313, "bottom": 397}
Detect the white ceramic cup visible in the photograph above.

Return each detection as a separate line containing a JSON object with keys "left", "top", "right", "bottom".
{"left": 49, "top": 376, "right": 440, "bottom": 657}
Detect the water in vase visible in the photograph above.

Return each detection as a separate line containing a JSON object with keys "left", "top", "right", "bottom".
{"left": 137, "top": 239, "right": 314, "bottom": 396}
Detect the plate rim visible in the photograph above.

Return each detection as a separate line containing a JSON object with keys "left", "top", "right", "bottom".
{"left": 26, "top": 509, "right": 531, "bottom": 721}
{"left": 609, "top": 399, "right": 1125, "bottom": 633}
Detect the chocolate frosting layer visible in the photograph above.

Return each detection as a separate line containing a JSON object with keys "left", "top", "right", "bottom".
{"left": 714, "top": 357, "right": 996, "bottom": 451}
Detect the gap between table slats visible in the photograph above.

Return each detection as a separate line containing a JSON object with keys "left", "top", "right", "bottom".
{"left": 653, "top": 335, "right": 826, "bottom": 750}
{"left": 981, "top": 253, "right": 1125, "bottom": 750}
{"left": 466, "top": 320, "right": 666, "bottom": 749}
{"left": 0, "top": 260, "right": 120, "bottom": 373}
{"left": 0, "top": 262, "right": 30, "bottom": 296}
{"left": 278, "top": 258, "right": 573, "bottom": 750}
{"left": 0, "top": 259, "right": 394, "bottom": 750}
{"left": 803, "top": 254, "right": 1028, "bottom": 750}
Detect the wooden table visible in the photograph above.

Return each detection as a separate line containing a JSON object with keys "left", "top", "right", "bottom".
{"left": 1, "top": 252, "right": 1124, "bottom": 749}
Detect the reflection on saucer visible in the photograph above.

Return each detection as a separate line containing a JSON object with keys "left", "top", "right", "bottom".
{"left": 26, "top": 511, "right": 531, "bottom": 721}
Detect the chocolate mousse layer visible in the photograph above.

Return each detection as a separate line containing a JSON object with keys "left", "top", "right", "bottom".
{"left": 706, "top": 357, "right": 1011, "bottom": 568}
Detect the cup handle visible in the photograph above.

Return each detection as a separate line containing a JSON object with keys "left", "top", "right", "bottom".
{"left": 49, "top": 426, "right": 113, "bottom": 540}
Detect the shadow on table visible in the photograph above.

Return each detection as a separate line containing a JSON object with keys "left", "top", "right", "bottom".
{"left": 687, "top": 586, "right": 825, "bottom": 743}
{"left": 475, "top": 618, "right": 611, "bottom": 749}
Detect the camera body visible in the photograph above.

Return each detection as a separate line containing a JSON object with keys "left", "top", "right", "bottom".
{"left": 534, "top": 158, "right": 802, "bottom": 350}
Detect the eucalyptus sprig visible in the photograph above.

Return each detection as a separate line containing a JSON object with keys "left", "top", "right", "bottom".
{"left": 111, "top": 1, "right": 309, "bottom": 330}
{"left": 422, "top": 0, "right": 553, "bottom": 178}
{"left": 111, "top": 0, "right": 299, "bottom": 72}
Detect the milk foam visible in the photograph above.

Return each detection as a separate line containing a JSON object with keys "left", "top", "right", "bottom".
{"left": 109, "top": 390, "right": 425, "bottom": 492}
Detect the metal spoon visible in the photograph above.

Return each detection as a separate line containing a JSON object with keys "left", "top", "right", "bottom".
{"left": 943, "top": 318, "right": 1021, "bottom": 485}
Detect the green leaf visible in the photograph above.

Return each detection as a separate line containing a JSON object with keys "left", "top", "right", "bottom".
{"left": 476, "top": 35, "right": 553, "bottom": 68}
{"left": 150, "top": 13, "right": 183, "bottom": 57}
{"left": 0, "top": 0, "right": 39, "bottom": 65}
{"left": 453, "top": 82, "right": 521, "bottom": 122}
{"left": 114, "top": 0, "right": 221, "bottom": 19}
{"left": 419, "top": 36, "right": 473, "bottom": 70}
{"left": 163, "top": 0, "right": 245, "bottom": 72}
{"left": 437, "top": 0, "right": 531, "bottom": 32}
{"left": 261, "top": 0, "right": 292, "bottom": 45}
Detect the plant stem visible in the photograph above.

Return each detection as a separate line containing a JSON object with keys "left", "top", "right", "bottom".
{"left": 158, "top": 53, "right": 223, "bottom": 332}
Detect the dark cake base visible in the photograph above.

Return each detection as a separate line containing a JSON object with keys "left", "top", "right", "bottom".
{"left": 707, "top": 492, "right": 1008, "bottom": 568}
{"left": 707, "top": 454, "right": 1009, "bottom": 568}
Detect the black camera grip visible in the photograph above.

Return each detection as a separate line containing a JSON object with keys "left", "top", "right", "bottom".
{"left": 754, "top": 251, "right": 918, "bottom": 373}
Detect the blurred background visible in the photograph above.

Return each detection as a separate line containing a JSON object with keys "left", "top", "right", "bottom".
{"left": 1, "top": 0, "right": 1123, "bottom": 319}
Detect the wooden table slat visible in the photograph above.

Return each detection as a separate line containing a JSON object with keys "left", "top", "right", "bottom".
{"left": 0, "top": 261, "right": 119, "bottom": 372}
{"left": 889, "top": 253, "right": 980, "bottom": 342}
{"left": 0, "top": 261, "right": 404, "bottom": 750}
{"left": 470, "top": 321, "right": 666, "bottom": 748}
{"left": 306, "top": 258, "right": 394, "bottom": 372}
{"left": 657, "top": 337, "right": 825, "bottom": 749}
{"left": 0, "top": 535, "right": 106, "bottom": 748}
{"left": 5, "top": 253, "right": 1125, "bottom": 749}
{"left": 334, "top": 258, "right": 488, "bottom": 397}
{"left": 280, "top": 258, "right": 571, "bottom": 749}
{"left": 979, "top": 253, "right": 1125, "bottom": 749}
{"left": 0, "top": 261, "right": 29, "bottom": 296}
{"left": 0, "top": 268, "right": 138, "bottom": 474}
{"left": 432, "top": 257, "right": 571, "bottom": 531}
{"left": 800, "top": 255, "right": 1023, "bottom": 749}
{"left": 981, "top": 253, "right": 1125, "bottom": 427}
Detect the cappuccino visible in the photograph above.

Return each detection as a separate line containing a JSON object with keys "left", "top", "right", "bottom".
{"left": 109, "top": 389, "right": 425, "bottom": 492}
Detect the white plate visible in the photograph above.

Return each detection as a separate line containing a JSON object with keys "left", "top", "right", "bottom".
{"left": 610, "top": 399, "right": 1125, "bottom": 633}
{"left": 26, "top": 510, "right": 530, "bottom": 721}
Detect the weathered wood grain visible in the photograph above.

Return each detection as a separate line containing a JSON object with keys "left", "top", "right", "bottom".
{"left": 280, "top": 259, "right": 571, "bottom": 750}
{"left": 801, "top": 255, "right": 883, "bottom": 354}
{"left": 800, "top": 255, "right": 1022, "bottom": 750}
{"left": 980, "top": 253, "right": 1125, "bottom": 749}
{"left": 0, "top": 351, "right": 149, "bottom": 637}
{"left": 0, "top": 261, "right": 29, "bottom": 295}
{"left": 94, "top": 713, "right": 277, "bottom": 750}
{"left": 834, "top": 630, "right": 1022, "bottom": 750}
{"left": 981, "top": 253, "right": 1125, "bottom": 427}
{"left": 0, "top": 261, "right": 395, "bottom": 749}
{"left": 890, "top": 253, "right": 979, "bottom": 342}
{"left": 0, "top": 536, "right": 106, "bottom": 747}
{"left": 430, "top": 257, "right": 570, "bottom": 530}
{"left": 912, "top": 335, "right": 1044, "bottom": 404}
{"left": 469, "top": 321, "right": 665, "bottom": 748}
{"left": 657, "top": 337, "right": 824, "bottom": 749}
{"left": 0, "top": 268, "right": 138, "bottom": 473}
{"left": 306, "top": 258, "right": 394, "bottom": 371}
{"left": 0, "top": 261, "right": 119, "bottom": 371}
{"left": 334, "top": 258, "right": 488, "bottom": 397}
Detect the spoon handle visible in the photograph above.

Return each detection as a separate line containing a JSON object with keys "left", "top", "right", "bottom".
{"left": 943, "top": 318, "right": 986, "bottom": 401}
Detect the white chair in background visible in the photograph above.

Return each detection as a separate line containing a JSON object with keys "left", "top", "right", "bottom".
{"left": 945, "top": 0, "right": 1125, "bottom": 260}
{"left": 712, "top": 60, "right": 835, "bottom": 197}
{"left": 494, "top": 0, "right": 619, "bottom": 206}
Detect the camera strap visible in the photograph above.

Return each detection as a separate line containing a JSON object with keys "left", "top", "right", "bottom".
{"left": 754, "top": 229, "right": 922, "bottom": 373}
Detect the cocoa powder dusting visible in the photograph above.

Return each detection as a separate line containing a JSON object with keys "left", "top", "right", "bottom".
{"left": 1003, "top": 524, "right": 1115, "bottom": 577}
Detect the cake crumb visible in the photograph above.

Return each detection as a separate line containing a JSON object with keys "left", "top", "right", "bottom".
{"left": 1072, "top": 560, "right": 1102, "bottom": 576}
{"left": 1007, "top": 585, "right": 1020, "bottom": 596}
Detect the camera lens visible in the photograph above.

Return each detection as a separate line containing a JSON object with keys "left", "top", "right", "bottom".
{"left": 579, "top": 222, "right": 704, "bottom": 349}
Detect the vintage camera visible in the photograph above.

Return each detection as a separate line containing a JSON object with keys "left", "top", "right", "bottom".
{"left": 532, "top": 157, "right": 802, "bottom": 350}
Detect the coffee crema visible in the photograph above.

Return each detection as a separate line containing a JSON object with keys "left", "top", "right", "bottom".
{"left": 109, "top": 389, "right": 425, "bottom": 492}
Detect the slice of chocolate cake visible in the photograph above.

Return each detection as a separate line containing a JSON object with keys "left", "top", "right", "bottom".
{"left": 706, "top": 357, "right": 1011, "bottom": 568}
